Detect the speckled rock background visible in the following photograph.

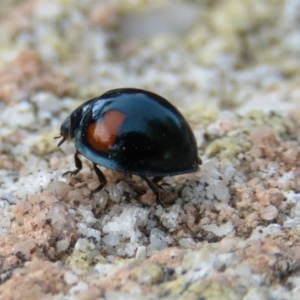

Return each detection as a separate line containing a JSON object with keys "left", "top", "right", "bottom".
{"left": 1, "top": 1, "right": 300, "bottom": 299}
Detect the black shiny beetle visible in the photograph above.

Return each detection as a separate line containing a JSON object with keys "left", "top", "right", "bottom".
{"left": 56, "top": 88, "right": 201, "bottom": 205}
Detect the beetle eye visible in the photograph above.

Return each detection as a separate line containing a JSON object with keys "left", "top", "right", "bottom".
{"left": 54, "top": 135, "right": 67, "bottom": 147}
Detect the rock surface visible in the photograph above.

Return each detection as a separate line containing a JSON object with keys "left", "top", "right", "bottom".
{"left": 1, "top": 0, "right": 300, "bottom": 299}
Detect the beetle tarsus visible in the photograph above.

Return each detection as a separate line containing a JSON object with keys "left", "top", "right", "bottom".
{"left": 63, "top": 170, "right": 79, "bottom": 177}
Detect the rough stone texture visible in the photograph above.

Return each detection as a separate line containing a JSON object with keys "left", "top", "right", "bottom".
{"left": 1, "top": 0, "right": 300, "bottom": 299}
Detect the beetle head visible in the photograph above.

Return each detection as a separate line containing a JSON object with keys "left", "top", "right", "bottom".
{"left": 55, "top": 104, "right": 84, "bottom": 146}
{"left": 54, "top": 96, "right": 98, "bottom": 147}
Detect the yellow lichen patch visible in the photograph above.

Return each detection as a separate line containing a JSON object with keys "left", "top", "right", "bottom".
{"left": 179, "top": 279, "right": 239, "bottom": 300}
{"left": 118, "top": 0, "right": 170, "bottom": 14}
{"left": 67, "top": 239, "right": 106, "bottom": 272}
{"left": 205, "top": 110, "right": 293, "bottom": 163}
{"left": 160, "top": 275, "right": 186, "bottom": 298}
{"left": 31, "top": 129, "right": 61, "bottom": 156}
{"left": 206, "top": 134, "right": 251, "bottom": 164}
{"left": 183, "top": 103, "right": 219, "bottom": 126}
{"left": 130, "top": 263, "right": 164, "bottom": 284}
{"left": 240, "top": 110, "right": 292, "bottom": 137}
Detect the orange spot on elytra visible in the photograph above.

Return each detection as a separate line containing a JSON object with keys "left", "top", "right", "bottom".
{"left": 87, "top": 110, "right": 126, "bottom": 152}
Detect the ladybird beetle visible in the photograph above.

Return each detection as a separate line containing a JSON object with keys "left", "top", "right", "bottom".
{"left": 56, "top": 88, "right": 201, "bottom": 205}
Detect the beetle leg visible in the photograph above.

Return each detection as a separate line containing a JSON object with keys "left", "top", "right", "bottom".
{"left": 141, "top": 176, "right": 165, "bottom": 207}
{"left": 90, "top": 163, "right": 107, "bottom": 199}
{"left": 63, "top": 151, "right": 82, "bottom": 177}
